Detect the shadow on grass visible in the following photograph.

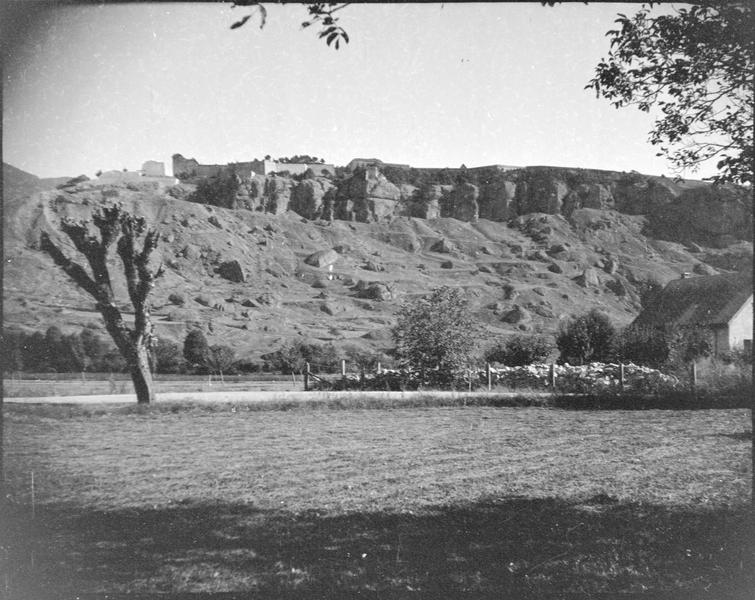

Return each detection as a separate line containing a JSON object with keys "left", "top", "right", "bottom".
{"left": 2, "top": 497, "right": 753, "bottom": 599}
{"left": 715, "top": 431, "right": 752, "bottom": 442}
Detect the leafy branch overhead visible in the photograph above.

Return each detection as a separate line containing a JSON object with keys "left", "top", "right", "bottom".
{"left": 230, "top": 2, "right": 350, "bottom": 49}
{"left": 587, "top": 2, "right": 753, "bottom": 184}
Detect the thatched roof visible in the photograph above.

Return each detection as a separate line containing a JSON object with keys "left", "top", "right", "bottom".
{"left": 633, "top": 271, "right": 753, "bottom": 329}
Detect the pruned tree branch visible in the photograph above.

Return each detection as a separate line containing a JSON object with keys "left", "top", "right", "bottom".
{"left": 39, "top": 231, "right": 101, "bottom": 300}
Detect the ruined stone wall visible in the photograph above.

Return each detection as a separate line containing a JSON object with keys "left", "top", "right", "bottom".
{"left": 267, "top": 161, "right": 335, "bottom": 176}
{"left": 142, "top": 160, "right": 165, "bottom": 177}
{"left": 172, "top": 154, "right": 225, "bottom": 179}
{"left": 173, "top": 153, "right": 334, "bottom": 179}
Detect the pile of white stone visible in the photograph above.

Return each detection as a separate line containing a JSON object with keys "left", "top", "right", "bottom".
{"left": 486, "top": 362, "right": 680, "bottom": 394}
{"left": 312, "top": 362, "right": 681, "bottom": 393}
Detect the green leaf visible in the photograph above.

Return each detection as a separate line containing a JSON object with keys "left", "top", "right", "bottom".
{"left": 230, "top": 15, "right": 252, "bottom": 30}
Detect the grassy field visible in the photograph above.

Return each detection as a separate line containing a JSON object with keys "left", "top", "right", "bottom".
{"left": 2, "top": 403, "right": 753, "bottom": 598}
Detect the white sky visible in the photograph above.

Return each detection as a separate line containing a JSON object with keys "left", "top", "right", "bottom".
{"left": 2, "top": 2, "right": 715, "bottom": 179}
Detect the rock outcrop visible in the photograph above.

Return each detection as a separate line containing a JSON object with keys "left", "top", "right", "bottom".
{"left": 304, "top": 249, "right": 339, "bottom": 268}
{"left": 290, "top": 177, "right": 335, "bottom": 220}
{"left": 335, "top": 169, "right": 401, "bottom": 222}
{"left": 444, "top": 182, "right": 479, "bottom": 221}
{"left": 478, "top": 178, "right": 516, "bottom": 221}
{"left": 218, "top": 260, "right": 246, "bottom": 283}
{"left": 355, "top": 280, "right": 394, "bottom": 301}
{"left": 408, "top": 184, "right": 449, "bottom": 219}
{"left": 263, "top": 176, "right": 292, "bottom": 215}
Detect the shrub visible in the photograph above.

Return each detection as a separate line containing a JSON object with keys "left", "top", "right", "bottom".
{"left": 617, "top": 325, "right": 670, "bottom": 369}
{"left": 168, "top": 292, "right": 185, "bottom": 306}
{"left": 485, "top": 335, "right": 553, "bottom": 366}
{"left": 393, "top": 286, "right": 483, "bottom": 384}
{"left": 189, "top": 170, "right": 239, "bottom": 208}
{"left": 666, "top": 325, "right": 713, "bottom": 374}
{"left": 1, "top": 330, "right": 26, "bottom": 373}
{"left": 183, "top": 330, "right": 210, "bottom": 371}
{"left": 343, "top": 345, "right": 388, "bottom": 372}
{"left": 556, "top": 309, "right": 617, "bottom": 365}
{"left": 262, "top": 341, "right": 341, "bottom": 374}
{"left": 687, "top": 354, "right": 752, "bottom": 399}
{"left": 234, "top": 359, "right": 261, "bottom": 373}
{"left": 151, "top": 339, "right": 186, "bottom": 374}
{"left": 206, "top": 344, "right": 236, "bottom": 377}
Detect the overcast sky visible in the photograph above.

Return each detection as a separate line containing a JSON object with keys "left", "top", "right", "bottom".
{"left": 2, "top": 2, "right": 712, "bottom": 179}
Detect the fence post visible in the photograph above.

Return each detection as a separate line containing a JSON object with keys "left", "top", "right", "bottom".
{"left": 549, "top": 363, "right": 556, "bottom": 390}
{"left": 619, "top": 363, "right": 625, "bottom": 392}
{"left": 468, "top": 369, "right": 472, "bottom": 392}
{"left": 377, "top": 362, "right": 382, "bottom": 375}
{"left": 341, "top": 359, "right": 346, "bottom": 377}
{"left": 30, "top": 471, "right": 35, "bottom": 520}
{"left": 690, "top": 362, "right": 697, "bottom": 392}
{"left": 304, "top": 363, "right": 310, "bottom": 392}
{"left": 486, "top": 363, "right": 492, "bottom": 391}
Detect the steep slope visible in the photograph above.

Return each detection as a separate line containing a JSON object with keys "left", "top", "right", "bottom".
{"left": 3, "top": 163, "right": 71, "bottom": 200}
{"left": 3, "top": 168, "right": 751, "bottom": 363}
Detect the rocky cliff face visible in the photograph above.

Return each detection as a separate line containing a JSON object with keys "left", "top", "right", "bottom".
{"left": 223, "top": 165, "right": 751, "bottom": 248}
{"left": 503, "top": 167, "right": 752, "bottom": 246}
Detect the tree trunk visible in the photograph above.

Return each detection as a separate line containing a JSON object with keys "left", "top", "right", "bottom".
{"left": 130, "top": 345, "right": 155, "bottom": 404}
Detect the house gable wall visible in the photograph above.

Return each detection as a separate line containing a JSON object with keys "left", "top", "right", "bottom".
{"left": 727, "top": 294, "right": 753, "bottom": 351}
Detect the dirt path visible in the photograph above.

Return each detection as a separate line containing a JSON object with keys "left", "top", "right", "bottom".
{"left": 4, "top": 390, "right": 551, "bottom": 404}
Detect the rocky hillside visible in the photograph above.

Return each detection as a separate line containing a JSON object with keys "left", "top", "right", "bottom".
{"left": 3, "top": 163, "right": 752, "bottom": 364}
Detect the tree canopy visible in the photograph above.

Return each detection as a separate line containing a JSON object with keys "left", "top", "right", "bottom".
{"left": 587, "top": 2, "right": 753, "bottom": 184}
{"left": 393, "top": 287, "right": 482, "bottom": 384}
{"left": 556, "top": 309, "right": 617, "bottom": 365}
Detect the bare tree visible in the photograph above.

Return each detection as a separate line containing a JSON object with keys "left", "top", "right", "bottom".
{"left": 40, "top": 204, "right": 163, "bottom": 403}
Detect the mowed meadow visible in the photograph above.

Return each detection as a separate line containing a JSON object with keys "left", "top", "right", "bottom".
{"left": 2, "top": 403, "right": 753, "bottom": 598}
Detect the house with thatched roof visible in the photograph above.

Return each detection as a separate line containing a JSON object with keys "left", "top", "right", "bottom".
{"left": 632, "top": 271, "right": 753, "bottom": 355}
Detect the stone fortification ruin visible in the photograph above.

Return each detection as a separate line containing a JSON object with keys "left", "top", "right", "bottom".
{"left": 172, "top": 154, "right": 335, "bottom": 181}
{"left": 95, "top": 160, "right": 177, "bottom": 187}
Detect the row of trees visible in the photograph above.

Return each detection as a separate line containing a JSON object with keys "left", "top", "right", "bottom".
{"left": 391, "top": 290, "right": 738, "bottom": 386}
{"left": 1, "top": 327, "right": 234, "bottom": 377}
{"left": 3, "top": 292, "right": 732, "bottom": 379}
{"left": 0, "top": 326, "right": 394, "bottom": 377}
{"left": 2, "top": 327, "right": 127, "bottom": 374}
{"left": 555, "top": 309, "right": 722, "bottom": 371}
